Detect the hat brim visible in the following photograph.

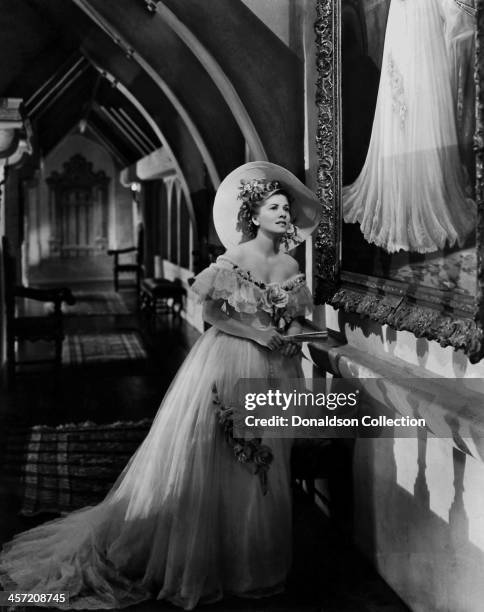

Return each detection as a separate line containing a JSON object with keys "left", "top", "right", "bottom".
{"left": 213, "top": 161, "right": 321, "bottom": 250}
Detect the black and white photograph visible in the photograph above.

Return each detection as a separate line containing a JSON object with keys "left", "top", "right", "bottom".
{"left": 0, "top": 1, "right": 483, "bottom": 612}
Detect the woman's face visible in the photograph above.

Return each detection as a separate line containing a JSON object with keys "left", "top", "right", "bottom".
{"left": 253, "top": 193, "right": 291, "bottom": 236}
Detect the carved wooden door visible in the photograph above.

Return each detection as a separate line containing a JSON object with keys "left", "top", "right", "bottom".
{"left": 47, "top": 155, "right": 109, "bottom": 257}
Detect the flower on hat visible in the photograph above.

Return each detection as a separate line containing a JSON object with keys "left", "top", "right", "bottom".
{"left": 237, "top": 178, "right": 282, "bottom": 205}
{"left": 281, "top": 223, "right": 304, "bottom": 251}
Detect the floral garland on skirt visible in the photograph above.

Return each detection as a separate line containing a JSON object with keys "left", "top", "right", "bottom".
{"left": 211, "top": 384, "right": 273, "bottom": 495}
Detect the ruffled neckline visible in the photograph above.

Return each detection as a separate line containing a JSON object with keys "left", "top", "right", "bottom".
{"left": 190, "top": 257, "right": 313, "bottom": 317}
{"left": 217, "top": 255, "right": 305, "bottom": 291}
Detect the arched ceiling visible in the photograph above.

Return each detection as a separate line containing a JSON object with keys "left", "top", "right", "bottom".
{"left": 72, "top": 0, "right": 246, "bottom": 183}
{"left": 0, "top": 0, "right": 303, "bottom": 191}
{"left": 161, "top": 0, "right": 304, "bottom": 173}
{"left": 0, "top": 1, "right": 162, "bottom": 167}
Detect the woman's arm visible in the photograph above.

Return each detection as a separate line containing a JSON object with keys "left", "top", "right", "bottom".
{"left": 203, "top": 299, "right": 285, "bottom": 351}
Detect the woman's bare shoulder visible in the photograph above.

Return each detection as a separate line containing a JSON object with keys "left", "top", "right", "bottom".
{"left": 221, "top": 244, "right": 252, "bottom": 266}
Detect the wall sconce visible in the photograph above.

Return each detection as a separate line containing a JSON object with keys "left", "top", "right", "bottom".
{"left": 130, "top": 181, "right": 141, "bottom": 204}
{"left": 78, "top": 118, "right": 87, "bottom": 134}
{"left": 113, "top": 37, "right": 135, "bottom": 61}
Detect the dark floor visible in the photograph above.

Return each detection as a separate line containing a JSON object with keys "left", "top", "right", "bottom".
{"left": 0, "top": 280, "right": 410, "bottom": 612}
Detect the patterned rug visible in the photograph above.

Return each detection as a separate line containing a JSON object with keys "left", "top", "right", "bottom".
{"left": 45, "top": 291, "right": 130, "bottom": 316}
{"left": 3, "top": 420, "right": 152, "bottom": 514}
{"left": 62, "top": 332, "right": 147, "bottom": 366}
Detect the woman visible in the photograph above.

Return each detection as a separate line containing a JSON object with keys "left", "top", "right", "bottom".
{"left": 0, "top": 162, "right": 320, "bottom": 610}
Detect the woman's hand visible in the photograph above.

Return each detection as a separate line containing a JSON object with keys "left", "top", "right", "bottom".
{"left": 254, "top": 329, "right": 285, "bottom": 351}
{"left": 279, "top": 340, "right": 301, "bottom": 358}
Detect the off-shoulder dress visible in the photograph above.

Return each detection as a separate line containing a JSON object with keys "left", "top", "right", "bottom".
{"left": 0, "top": 255, "right": 313, "bottom": 611}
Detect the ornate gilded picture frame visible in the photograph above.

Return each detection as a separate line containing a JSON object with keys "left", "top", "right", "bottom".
{"left": 314, "top": 0, "right": 484, "bottom": 363}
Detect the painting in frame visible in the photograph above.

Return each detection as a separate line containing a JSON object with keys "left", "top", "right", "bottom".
{"left": 314, "top": 0, "right": 484, "bottom": 363}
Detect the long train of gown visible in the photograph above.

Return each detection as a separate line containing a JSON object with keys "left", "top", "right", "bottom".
{"left": 343, "top": 0, "right": 476, "bottom": 253}
{"left": 0, "top": 257, "right": 312, "bottom": 610}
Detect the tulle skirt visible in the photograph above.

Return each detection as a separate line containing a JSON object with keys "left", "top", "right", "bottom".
{"left": 0, "top": 328, "right": 302, "bottom": 610}
{"left": 343, "top": 0, "right": 476, "bottom": 253}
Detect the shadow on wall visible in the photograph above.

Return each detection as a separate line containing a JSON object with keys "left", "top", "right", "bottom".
{"left": 355, "top": 415, "right": 484, "bottom": 612}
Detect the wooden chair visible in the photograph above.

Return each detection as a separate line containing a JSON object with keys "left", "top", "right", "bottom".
{"left": 139, "top": 277, "right": 187, "bottom": 320}
{"left": 107, "top": 227, "right": 144, "bottom": 292}
{"left": 2, "top": 237, "right": 75, "bottom": 386}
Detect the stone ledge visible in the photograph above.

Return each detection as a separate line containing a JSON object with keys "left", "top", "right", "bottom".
{"left": 309, "top": 336, "right": 484, "bottom": 463}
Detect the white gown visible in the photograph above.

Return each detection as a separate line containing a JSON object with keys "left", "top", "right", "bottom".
{"left": 0, "top": 256, "right": 312, "bottom": 611}
{"left": 343, "top": 0, "right": 476, "bottom": 253}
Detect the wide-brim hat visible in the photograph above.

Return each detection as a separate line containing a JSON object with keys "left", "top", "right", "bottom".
{"left": 213, "top": 161, "right": 321, "bottom": 249}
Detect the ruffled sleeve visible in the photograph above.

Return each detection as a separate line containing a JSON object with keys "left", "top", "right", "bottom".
{"left": 190, "top": 257, "right": 263, "bottom": 313}
{"left": 191, "top": 256, "right": 314, "bottom": 318}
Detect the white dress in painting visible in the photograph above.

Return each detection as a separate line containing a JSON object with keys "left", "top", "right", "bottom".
{"left": 0, "top": 256, "right": 312, "bottom": 611}
{"left": 343, "top": 0, "right": 476, "bottom": 253}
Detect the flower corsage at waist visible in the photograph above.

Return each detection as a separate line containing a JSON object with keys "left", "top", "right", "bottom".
{"left": 212, "top": 384, "right": 273, "bottom": 495}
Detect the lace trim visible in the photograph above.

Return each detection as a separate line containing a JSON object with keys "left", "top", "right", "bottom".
{"left": 191, "top": 258, "right": 313, "bottom": 318}
{"left": 387, "top": 51, "right": 407, "bottom": 129}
